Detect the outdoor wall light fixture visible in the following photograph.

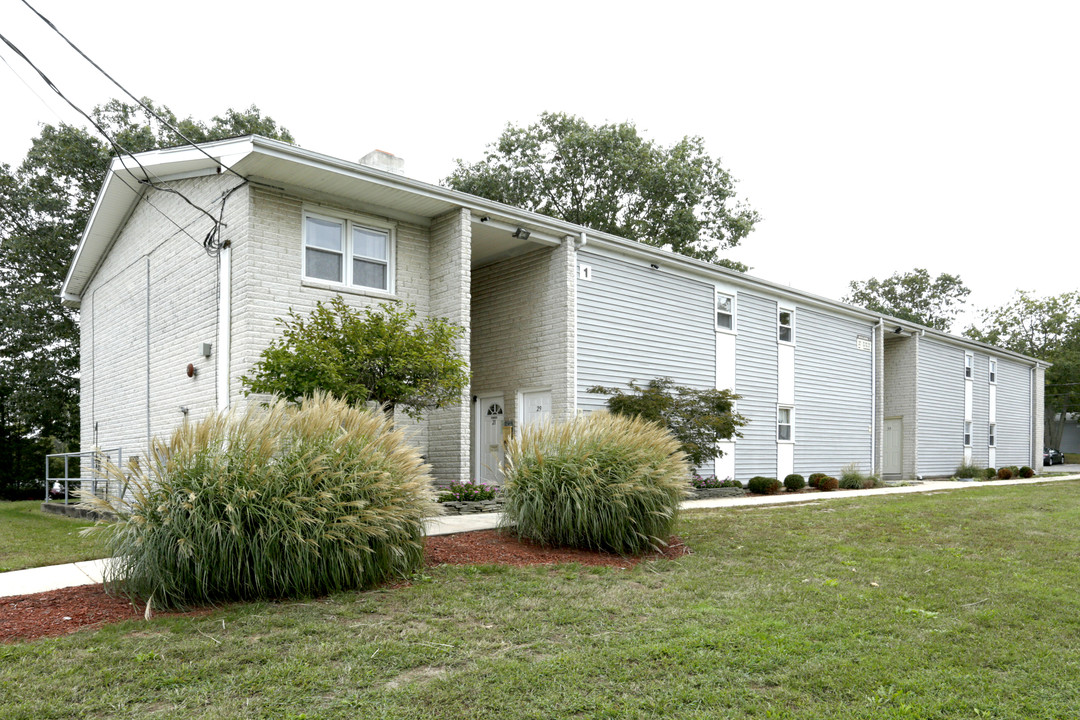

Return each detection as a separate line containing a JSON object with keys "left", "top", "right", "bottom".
{"left": 180, "top": 406, "right": 189, "bottom": 415}
{"left": 512, "top": 227, "right": 530, "bottom": 240}
{"left": 186, "top": 363, "right": 197, "bottom": 378}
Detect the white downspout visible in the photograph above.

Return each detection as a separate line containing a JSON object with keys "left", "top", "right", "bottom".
{"left": 216, "top": 243, "right": 232, "bottom": 410}
{"left": 872, "top": 319, "right": 882, "bottom": 474}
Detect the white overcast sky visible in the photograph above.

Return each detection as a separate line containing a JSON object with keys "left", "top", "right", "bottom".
{"left": 2, "top": 0, "right": 1076, "bottom": 329}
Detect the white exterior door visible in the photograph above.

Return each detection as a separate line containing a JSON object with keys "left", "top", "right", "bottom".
{"left": 520, "top": 389, "right": 552, "bottom": 428}
{"left": 884, "top": 417, "right": 903, "bottom": 475}
{"left": 475, "top": 397, "right": 505, "bottom": 484}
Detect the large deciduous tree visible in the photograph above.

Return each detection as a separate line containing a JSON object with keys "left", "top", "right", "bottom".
{"left": 843, "top": 268, "right": 971, "bottom": 331}
{"left": 444, "top": 112, "right": 759, "bottom": 271}
{"left": 0, "top": 99, "right": 293, "bottom": 497}
{"left": 241, "top": 297, "right": 470, "bottom": 421}
{"left": 964, "top": 291, "right": 1080, "bottom": 449}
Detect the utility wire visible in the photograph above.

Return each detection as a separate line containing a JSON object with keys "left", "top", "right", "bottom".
{"left": 0, "top": 29, "right": 231, "bottom": 255}
{"left": 19, "top": 0, "right": 250, "bottom": 186}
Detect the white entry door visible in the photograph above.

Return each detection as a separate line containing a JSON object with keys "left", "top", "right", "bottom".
{"left": 520, "top": 389, "right": 552, "bottom": 428}
{"left": 475, "top": 397, "right": 505, "bottom": 484}
{"left": 884, "top": 417, "right": 903, "bottom": 475}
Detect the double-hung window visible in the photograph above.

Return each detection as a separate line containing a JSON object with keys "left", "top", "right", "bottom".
{"left": 964, "top": 421, "right": 972, "bottom": 447}
{"left": 778, "top": 407, "right": 793, "bottom": 441}
{"left": 988, "top": 423, "right": 996, "bottom": 447}
{"left": 778, "top": 308, "right": 795, "bottom": 343}
{"left": 716, "top": 292, "right": 734, "bottom": 331}
{"left": 964, "top": 353, "right": 973, "bottom": 379}
{"left": 303, "top": 211, "right": 393, "bottom": 292}
{"left": 989, "top": 359, "right": 997, "bottom": 384}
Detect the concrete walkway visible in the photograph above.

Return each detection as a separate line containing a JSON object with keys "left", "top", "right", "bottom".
{"left": 4, "top": 473, "right": 1078, "bottom": 599}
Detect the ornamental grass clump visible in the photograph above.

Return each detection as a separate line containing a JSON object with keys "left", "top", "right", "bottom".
{"left": 80, "top": 393, "right": 439, "bottom": 609}
{"left": 500, "top": 412, "right": 691, "bottom": 555}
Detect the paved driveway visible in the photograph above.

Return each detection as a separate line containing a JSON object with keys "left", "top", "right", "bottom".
{"left": 1050, "top": 463, "right": 1080, "bottom": 474}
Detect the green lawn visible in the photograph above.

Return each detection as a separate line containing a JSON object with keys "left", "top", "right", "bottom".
{"left": 0, "top": 501, "right": 103, "bottom": 572}
{"left": 3, "top": 482, "right": 1080, "bottom": 719}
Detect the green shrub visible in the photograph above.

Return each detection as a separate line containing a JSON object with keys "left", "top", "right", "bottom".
{"left": 1019, "top": 466, "right": 1035, "bottom": 478}
{"left": 808, "top": 473, "right": 827, "bottom": 488}
{"left": 784, "top": 473, "right": 806, "bottom": 491}
{"left": 955, "top": 461, "right": 985, "bottom": 479}
{"left": 818, "top": 476, "right": 839, "bottom": 491}
{"left": 839, "top": 463, "right": 880, "bottom": 489}
{"left": 1009, "top": 466, "right": 1021, "bottom": 477}
{"left": 997, "top": 466, "right": 1014, "bottom": 480}
{"left": 983, "top": 467, "right": 998, "bottom": 479}
{"left": 747, "top": 476, "right": 781, "bottom": 495}
{"left": 500, "top": 412, "right": 691, "bottom": 555}
{"left": 80, "top": 393, "right": 439, "bottom": 609}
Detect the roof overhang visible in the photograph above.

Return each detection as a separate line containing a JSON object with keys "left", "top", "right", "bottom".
{"left": 60, "top": 136, "right": 1049, "bottom": 369}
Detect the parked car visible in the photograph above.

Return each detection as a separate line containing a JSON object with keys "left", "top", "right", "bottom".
{"left": 1044, "top": 447, "right": 1064, "bottom": 466}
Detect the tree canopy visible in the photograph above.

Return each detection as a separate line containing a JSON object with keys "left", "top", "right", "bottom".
{"left": 241, "top": 298, "right": 470, "bottom": 421}
{"left": 444, "top": 112, "right": 759, "bottom": 271}
{"left": 964, "top": 290, "right": 1080, "bottom": 448}
{"left": 0, "top": 99, "right": 293, "bottom": 497}
{"left": 843, "top": 268, "right": 971, "bottom": 331}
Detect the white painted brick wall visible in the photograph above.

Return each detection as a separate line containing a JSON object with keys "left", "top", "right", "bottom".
{"left": 470, "top": 243, "right": 576, "bottom": 427}
{"left": 425, "top": 209, "right": 471, "bottom": 484}
{"left": 80, "top": 175, "right": 235, "bottom": 465}
{"left": 230, "top": 187, "right": 434, "bottom": 452}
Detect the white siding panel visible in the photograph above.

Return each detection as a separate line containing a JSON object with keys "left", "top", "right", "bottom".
{"left": 918, "top": 339, "right": 966, "bottom": 475}
{"left": 735, "top": 293, "right": 778, "bottom": 480}
{"left": 995, "top": 357, "right": 1031, "bottom": 467}
{"left": 793, "top": 308, "right": 874, "bottom": 476}
{"left": 576, "top": 251, "right": 716, "bottom": 474}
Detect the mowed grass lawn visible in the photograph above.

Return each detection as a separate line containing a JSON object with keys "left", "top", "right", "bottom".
{"left": 3, "top": 482, "right": 1080, "bottom": 719}
{"left": 0, "top": 501, "right": 103, "bottom": 572}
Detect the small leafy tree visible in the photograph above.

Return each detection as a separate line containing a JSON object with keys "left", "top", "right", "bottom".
{"left": 242, "top": 297, "right": 469, "bottom": 420}
{"left": 588, "top": 378, "right": 746, "bottom": 469}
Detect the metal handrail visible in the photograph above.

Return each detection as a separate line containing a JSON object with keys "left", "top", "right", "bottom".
{"left": 45, "top": 448, "right": 123, "bottom": 504}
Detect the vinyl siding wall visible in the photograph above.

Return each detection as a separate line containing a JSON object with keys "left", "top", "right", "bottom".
{"left": 735, "top": 293, "right": 778, "bottom": 480}
{"left": 971, "top": 355, "right": 990, "bottom": 466}
{"left": 917, "top": 338, "right": 966, "bottom": 475}
{"left": 995, "top": 357, "right": 1032, "bottom": 467}
{"left": 575, "top": 250, "right": 716, "bottom": 473}
{"left": 793, "top": 308, "right": 874, "bottom": 476}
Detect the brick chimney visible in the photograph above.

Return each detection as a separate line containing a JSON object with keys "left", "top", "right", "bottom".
{"left": 359, "top": 149, "right": 405, "bottom": 175}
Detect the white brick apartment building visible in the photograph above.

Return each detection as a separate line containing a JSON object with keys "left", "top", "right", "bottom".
{"left": 61, "top": 136, "right": 1047, "bottom": 484}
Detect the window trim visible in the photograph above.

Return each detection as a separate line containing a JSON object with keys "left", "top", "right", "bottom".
{"left": 964, "top": 420, "right": 972, "bottom": 447}
{"left": 964, "top": 352, "right": 973, "bottom": 379}
{"left": 989, "top": 358, "right": 997, "bottom": 384}
{"left": 301, "top": 208, "right": 396, "bottom": 294}
{"left": 715, "top": 290, "right": 736, "bottom": 333}
{"left": 988, "top": 422, "right": 996, "bottom": 448}
{"left": 777, "top": 405, "right": 794, "bottom": 443}
{"left": 777, "top": 306, "right": 795, "bottom": 344}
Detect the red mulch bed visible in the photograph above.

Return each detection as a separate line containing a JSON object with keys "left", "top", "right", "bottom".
{"left": 2, "top": 530, "right": 687, "bottom": 644}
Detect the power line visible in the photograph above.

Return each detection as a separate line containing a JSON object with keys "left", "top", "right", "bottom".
{"left": 19, "top": 0, "right": 249, "bottom": 187}
{"left": 0, "top": 29, "right": 226, "bottom": 252}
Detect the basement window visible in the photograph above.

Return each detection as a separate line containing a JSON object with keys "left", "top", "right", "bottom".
{"left": 303, "top": 210, "right": 394, "bottom": 292}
